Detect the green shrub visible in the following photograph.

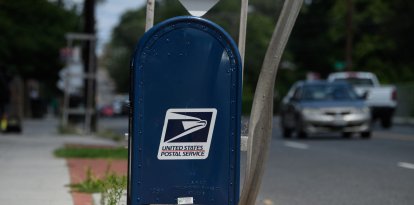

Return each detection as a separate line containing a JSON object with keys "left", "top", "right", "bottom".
{"left": 54, "top": 147, "right": 128, "bottom": 159}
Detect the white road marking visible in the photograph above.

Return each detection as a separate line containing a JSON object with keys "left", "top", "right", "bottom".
{"left": 284, "top": 141, "right": 309, "bottom": 150}
{"left": 398, "top": 162, "right": 414, "bottom": 170}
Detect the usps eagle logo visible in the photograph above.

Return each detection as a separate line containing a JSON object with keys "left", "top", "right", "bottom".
{"left": 157, "top": 108, "right": 217, "bottom": 160}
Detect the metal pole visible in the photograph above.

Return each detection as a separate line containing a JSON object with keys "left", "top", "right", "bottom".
{"left": 62, "top": 73, "right": 69, "bottom": 126}
{"left": 145, "top": 0, "right": 155, "bottom": 31}
{"left": 238, "top": 0, "right": 249, "bottom": 75}
{"left": 62, "top": 39, "right": 72, "bottom": 127}
{"left": 239, "top": 0, "right": 303, "bottom": 204}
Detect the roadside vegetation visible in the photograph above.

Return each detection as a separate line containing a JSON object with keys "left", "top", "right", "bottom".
{"left": 58, "top": 124, "right": 125, "bottom": 143}
{"left": 97, "top": 129, "right": 125, "bottom": 142}
{"left": 0, "top": 0, "right": 80, "bottom": 96}
{"left": 102, "top": 0, "right": 414, "bottom": 114}
{"left": 55, "top": 145, "right": 128, "bottom": 205}
{"left": 58, "top": 124, "right": 80, "bottom": 135}
{"left": 70, "top": 166, "right": 127, "bottom": 205}
{"left": 54, "top": 145, "right": 128, "bottom": 159}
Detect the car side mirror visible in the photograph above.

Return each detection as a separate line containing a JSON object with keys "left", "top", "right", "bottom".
{"left": 289, "top": 96, "right": 298, "bottom": 102}
{"left": 360, "top": 91, "right": 368, "bottom": 100}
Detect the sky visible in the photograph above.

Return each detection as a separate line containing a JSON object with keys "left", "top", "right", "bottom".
{"left": 96, "top": 0, "right": 145, "bottom": 54}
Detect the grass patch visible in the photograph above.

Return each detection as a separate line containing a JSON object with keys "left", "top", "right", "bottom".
{"left": 54, "top": 146, "right": 128, "bottom": 159}
{"left": 97, "top": 129, "right": 124, "bottom": 142}
{"left": 58, "top": 124, "right": 80, "bottom": 135}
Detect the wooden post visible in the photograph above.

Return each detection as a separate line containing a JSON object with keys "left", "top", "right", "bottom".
{"left": 145, "top": 0, "right": 155, "bottom": 31}
{"left": 239, "top": 0, "right": 303, "bottom": 204}
{"left": 82, "top": 0, "right": 97, "bottom": 133}
{"left": 238, "top": 0, "right": 249, "bottom": 74}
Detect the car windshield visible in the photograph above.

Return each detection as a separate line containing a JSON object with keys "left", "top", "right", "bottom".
{"left": 301, "top": 84, "right": 359, "bottom": 101}
{"left": 333, "top": 78, "right": 374, "bottom": 87}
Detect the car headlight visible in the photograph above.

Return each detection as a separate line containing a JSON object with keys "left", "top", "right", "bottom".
{"left": 355, "top": 107, "right": 370, "bottom": 114}
{"left": 302, "top": 108, "right": 320, "bottom": 116}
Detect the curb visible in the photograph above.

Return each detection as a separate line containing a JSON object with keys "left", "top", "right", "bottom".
{"left": 92, "top": 191, "right": 127, "bottom": 205}
{"left": 394, "top": 117, "right": 414, "bottom": 126}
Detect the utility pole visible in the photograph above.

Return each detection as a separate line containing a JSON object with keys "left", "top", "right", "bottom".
{"left": 345, "top": 0, "right": 354, "bottom": 70}
{"left": 82, "top": 0, "right": 97, "bottom": 132}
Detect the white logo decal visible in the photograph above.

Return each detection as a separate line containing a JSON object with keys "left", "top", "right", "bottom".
{"left": 157, "top": 108, "right": 217, "bottom": 160}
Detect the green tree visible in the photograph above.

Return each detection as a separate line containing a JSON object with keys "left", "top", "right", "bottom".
{"left": 326, "top": 0, "right": 414, "bottom": 83}
{"left": 381, "top": 0, "right": 414, "bottom": 82}
{"left": 104, "top": 0, "right": 281, "bottom": 94}
{"left": 104, "top": 0, "right": 414, "bottom": 113}
{"left": 102, "top": 8, "right": 147, "bottom": 93}
{"left": 103, "top": 0, "right": 285, "bottom": 113}
{"left": 0, "top": 0, "right": 80, "bottom": 94}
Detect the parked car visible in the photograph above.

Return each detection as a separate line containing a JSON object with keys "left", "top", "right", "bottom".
{"left": 99, "top": 105, "right": 114, "bottom": 117}
{"left": 112, "top": 94, "right": 129, "bottom": 116}
{"left": 328, "top": 72, "right": 397, "bottom": 128}
{"left": 2, "top": 115, "right": 22, "bottom": 133}
{"left": 280, "top": 81, "right": 371, "bottom": 139}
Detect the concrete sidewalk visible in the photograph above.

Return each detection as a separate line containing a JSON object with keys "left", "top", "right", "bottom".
{"left": 0, "top": 135, "right": 73, "bottom": 205}
{"left": 0, "top": 118, "right": 118, "bottom": 205}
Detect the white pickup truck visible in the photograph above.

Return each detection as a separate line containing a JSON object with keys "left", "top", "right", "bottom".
{"left": 328, "top": 72, "right": 397, "bottom": 128}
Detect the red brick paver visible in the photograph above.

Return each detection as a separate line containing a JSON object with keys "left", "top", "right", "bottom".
{"left": 71, "top": 192, "right": 93, "bottom": 205}
{"left": 67, "top": 159, "right": 128, "bottom": 183}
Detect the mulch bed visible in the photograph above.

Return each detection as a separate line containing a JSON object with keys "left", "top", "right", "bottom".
{"left": 65, "top": 145, "right": 128, "bottom": 205}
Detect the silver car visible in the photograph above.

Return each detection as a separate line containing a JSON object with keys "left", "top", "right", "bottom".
{"left": 280, "top": 81, "right": 371, "bottom": 139}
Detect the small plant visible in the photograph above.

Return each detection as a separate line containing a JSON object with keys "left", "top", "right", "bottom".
{"left": 70, "top": 167, "right": 102, "bottom": 193}
{"left": 100, "top": 173, "right": 127, "bottom": 205}
{"left": 70, "top": 164, "right": 127, "bottom": 205}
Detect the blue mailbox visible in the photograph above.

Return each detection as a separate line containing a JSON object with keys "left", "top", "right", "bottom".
{"left": 128, "top": 16, "right": 242, "bottom": 205}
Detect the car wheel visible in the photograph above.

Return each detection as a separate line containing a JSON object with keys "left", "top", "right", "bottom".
{"left": 360, "top": 131, "right": 371, "bottom": 139}
{"left": 380, "top": 117, "right": 392, "bottom": 129}
{"left": 282, "top": 128, "right": 292, "bottom": 138}
{"left": 297, "top": 131, "right": 308, "bottom": 139}
{"left": 15, "top": 126, "right": 22, "bottom": 133}
{"left": 6, "top": 126, "right": 21, "bottom": 133}
{"left": 342, "top": 132, "right": 352, "bottom": 139}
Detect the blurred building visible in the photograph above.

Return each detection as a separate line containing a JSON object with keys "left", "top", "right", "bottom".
{"left": 57, "top": 46, "right": 84, "bottom": 95}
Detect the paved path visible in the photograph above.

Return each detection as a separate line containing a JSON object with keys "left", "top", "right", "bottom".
{"left": 0, "top": 134, "right": 72, "bottom": 205}
{"left": 0, "top": 118, "right": 117, "bottom": 205}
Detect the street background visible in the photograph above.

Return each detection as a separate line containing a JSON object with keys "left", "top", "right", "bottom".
{"left": 1, "top": 0, "right": 414, "bottom": 204}
{"left": 101, "top": 116, "right": 414, "bottom": 205}
{"left": 1, "top": 117, "right": 413, "bottom": 204}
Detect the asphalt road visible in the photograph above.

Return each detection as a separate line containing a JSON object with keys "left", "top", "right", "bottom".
{"left": 99, "top": 116, "right": 414, "bottom": 205}
{"left": 252, "top": 119, "right": 414, "bottom": 205}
